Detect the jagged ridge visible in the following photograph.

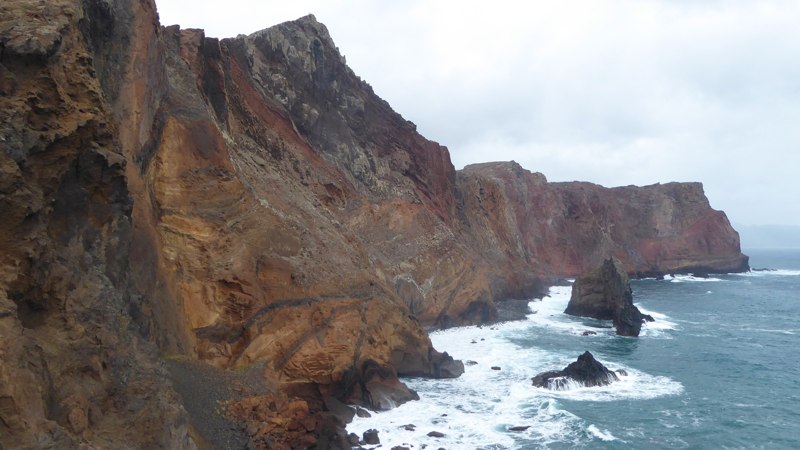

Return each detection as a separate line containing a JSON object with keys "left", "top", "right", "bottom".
{"left": 0, "top": 1, "right": 747, "bottom": 448}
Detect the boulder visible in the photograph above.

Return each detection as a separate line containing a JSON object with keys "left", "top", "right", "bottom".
{"left": 322, "top": 396, "right": 355, "bottom": 424}
{"left": 531, "top": 351, "right": 619, "bottom": 390}
{"left": 363, "top": 429, "right": 380, "bottom": 445}
{"left": 434, "top": 352, "right": 466, "bottom": 378}
{"left": 564, "top": 258, "right": 650, "bottom": 336}
{"left": 355, "top": 406, "right": 372, "bottom": 418}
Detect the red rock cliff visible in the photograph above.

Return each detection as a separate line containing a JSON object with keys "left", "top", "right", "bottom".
{"left": 457, "top": 161, "right": 748, "bottom": 288}
{"left": 1, "top": 0, "right": 747, "bottom": 447}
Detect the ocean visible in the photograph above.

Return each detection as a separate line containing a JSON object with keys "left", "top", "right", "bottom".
{"left": 348, "top": 249, "right": 800, "bottom": 449}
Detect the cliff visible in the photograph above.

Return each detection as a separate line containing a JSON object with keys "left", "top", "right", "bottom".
{"left": 457, "top": 161, "right": 748, "bottom": 286}
{"left": 0, "top": 0, "right": 748, "bottom": 447}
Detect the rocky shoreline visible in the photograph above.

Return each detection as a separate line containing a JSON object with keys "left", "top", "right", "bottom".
{"left": 0, "top": 0, "right": 748, "bottom": 448}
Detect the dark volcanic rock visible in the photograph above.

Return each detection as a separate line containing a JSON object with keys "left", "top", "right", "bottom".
{"left": 0, "top": 0, "right": 749, "bottom": 446}
{"left": 363, "top": 429, "right": 380, "bottom": 445}
{"left": 323, "top": 396, "right": 355, "bottom": 424}
{"left": 509, "top": 425, "right": 531, "bottom": 432}
{"left": 531, "top": 351, "right": 619, "bottom": 390}
{"left": 356, "top": 361, "right": 421, "bottom": 411}
{"left": 433, "top": 351, "right": 466, "bottom": 378}
{"left": 564, "top": 258, "right": 649, "bottom": 336}
{"left": 428, "top": 430, "right": 446, "bottom": 437}
{"left": 494, "top": 298, "right": 534, "bottom": 322}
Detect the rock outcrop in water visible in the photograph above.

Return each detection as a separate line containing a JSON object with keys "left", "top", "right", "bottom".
{"left": 0, "top": 0, "right": 747, "bottom": 447}
{"left": 531, "top": 351, "right": 619, "bottom": 389}
{"left": 565, "top": 258, "right": 651, "bottom": 336}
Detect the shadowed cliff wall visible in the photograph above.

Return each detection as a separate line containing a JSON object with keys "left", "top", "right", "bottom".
{"left": 0, "top": 0, "right": 747, "bottom": 447}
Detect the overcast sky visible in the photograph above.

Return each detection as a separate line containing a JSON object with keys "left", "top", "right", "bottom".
{"left": 156, "top": 0, "right": 800, "bottom": 228}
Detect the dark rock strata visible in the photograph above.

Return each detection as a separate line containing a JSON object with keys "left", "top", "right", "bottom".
{"left": 0, "top": 0, "right": 748, "bottom": 447}
{"left": 565, "top": 258, "right": 650, "bottom": 336}
{"left": 531, "top": 351, "right": 619, "bottom": 390}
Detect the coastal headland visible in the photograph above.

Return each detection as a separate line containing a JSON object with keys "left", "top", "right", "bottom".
{"left": 0, "top": 1, "right": 747, "bottom": 447}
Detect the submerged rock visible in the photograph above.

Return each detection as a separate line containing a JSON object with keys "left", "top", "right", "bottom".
{"left": 0, "top": 0, "right": 748, "bottom": 446}
{"left": 564, "top": 258, "right": 650, "bottom": 336}
{"left": 363, "top": 429, "right": 380, "bottom": 445}
{"left": 531, "top": 351, "right": 619, "bottom": 390}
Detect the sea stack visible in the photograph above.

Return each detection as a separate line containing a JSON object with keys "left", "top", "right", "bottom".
{"left": 564, "top": 258, "right": 651, "bottom": 336}
{"left": 531, "top": 351, "right": 619, "bottom": 389}
{"left": 0, "top": 0, "right": 749, "bottom": 446}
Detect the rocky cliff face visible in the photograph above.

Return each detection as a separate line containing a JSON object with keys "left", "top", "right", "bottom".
{"left": 0, "top": 1, "right": 191, "bottom": 447}
{"left": 458, "top": 161, "right": 748, "bottom": 284}
{"left": 1, "top": 0, "right": 748, "bottom": 447}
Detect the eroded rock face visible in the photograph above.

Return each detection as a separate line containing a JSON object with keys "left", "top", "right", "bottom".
{"left": 531, "top": 351, "right": 619, "bottom": 390}
{"left": 0, "top": 0, "right": 748, "bottom": 447}
{"left": 457, "top": 161, "right": 749, "bottom": 283}
{"left": 0, "top": 0, "right": 191, "bottom": 448}
{"left": 564, "top": 258, "right": 647, "bottom": 336}
{"left": 5, "top": 3, "right": 474, "bottom": 446}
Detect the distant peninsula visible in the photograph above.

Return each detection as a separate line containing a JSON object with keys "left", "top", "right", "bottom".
{"left": 0, "top": 1, "right": 748, "bottom": 448}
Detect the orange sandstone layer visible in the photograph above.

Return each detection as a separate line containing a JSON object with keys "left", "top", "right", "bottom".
{"left": 0, "top": 0, "right": 747, "bottom": 447}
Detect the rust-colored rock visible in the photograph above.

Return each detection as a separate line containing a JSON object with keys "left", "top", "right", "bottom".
{"left": 457, "top": 161, "right": 748, "bottom": 288}
{"left": 0, "top": 0, "right": 191, "bottom": 448}
{"left": 1, "top": 0, "right": 748, "bottom": 447}
{"left": 224, "top": 393, "right": 337, "bottom": 449}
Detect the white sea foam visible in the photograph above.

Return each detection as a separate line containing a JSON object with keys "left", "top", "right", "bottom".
{"left": 536, "top": 366, "right": 683, "bottom": 402}
{"left": 587, "top": 424, "right": 618, "bottom": 441}
{"left": 668, "top": 274, "right": 724, "bottom": 283}
{"left": 739, "top": 327, "right": 797, "bottom": 335}
{"left": 347, "top": 285, "right": 683, "bottom": 447}
{"left": 735, "top": 269, "right": 800, "bottom": 277}
{"left": 637, "top": 304, "right": 679, "bottom": 337}
{"left": 525, "top": 286, "right": 615, "bottom": 337}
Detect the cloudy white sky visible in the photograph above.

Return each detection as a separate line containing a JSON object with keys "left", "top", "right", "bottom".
{"left": 157, "top": 0, "right": 800, "bottom": 228}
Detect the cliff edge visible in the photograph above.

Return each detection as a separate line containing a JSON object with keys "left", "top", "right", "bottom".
{"left": 0, "top": 0, "right": 747, "bottom": 447}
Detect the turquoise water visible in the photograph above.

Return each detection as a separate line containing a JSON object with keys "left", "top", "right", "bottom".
{"left": 349, "top": 249, "right": 800, "bottom": 448}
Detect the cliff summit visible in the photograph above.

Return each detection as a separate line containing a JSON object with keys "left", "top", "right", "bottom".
{"left": 0, "top": 1, "right": 748, "bottom": 447}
